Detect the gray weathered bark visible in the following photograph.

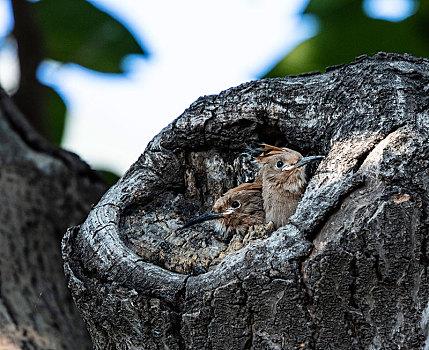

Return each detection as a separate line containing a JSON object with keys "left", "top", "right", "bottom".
{"left": 0, "top": 88, "right": 105, "bottom": 349}
{"left": 63, "top": 53, "right": 429, "bottom": 349}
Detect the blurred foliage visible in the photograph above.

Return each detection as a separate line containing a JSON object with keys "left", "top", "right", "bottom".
{"left": 43, "top": 84, "right": 66, "bottom": 145}
{"left": 9, "top": 0, "right": 147, "bottom": 148}
{"left": 265, "top": 0, "right": 428, "bottom": 77}
{"left": 96, "top": 169, "right": 121, "bottom": 188}
{"left": 32, "top": 0, "right": 144, "bottom": 73}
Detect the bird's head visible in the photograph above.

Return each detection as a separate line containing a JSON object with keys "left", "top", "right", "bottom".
{"left": 255, "top": 144, "right": 324, "bottom": 194}
{"left": 182, "top": 182, "right": 264, "bottom": 236}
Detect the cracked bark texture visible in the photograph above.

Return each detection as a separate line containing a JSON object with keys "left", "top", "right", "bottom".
{"left": 0, "top": 88, "right": 105, "bottom": 349}
{"left": 63, "top": 52, "right": 429, "bottom": 349}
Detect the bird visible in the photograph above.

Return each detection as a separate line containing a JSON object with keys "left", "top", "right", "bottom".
{"left": 181, "top": 182, "right": 265, "bottom": 236}
{"left": 254, "top": 143, "right": 324, "bottom": 228}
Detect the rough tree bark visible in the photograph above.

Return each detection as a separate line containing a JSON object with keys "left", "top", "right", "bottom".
{"left": 63, "top": 53, "right": 429, "bottom": 349}
{"left": 0, "top": 89, "right": 105, "bottom": 349}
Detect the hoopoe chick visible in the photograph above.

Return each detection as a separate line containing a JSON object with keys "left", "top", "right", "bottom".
{"left": 182, "top": 182, "right": 265, "bottom": 237}
{"left": 255, "top": 144, "right": 324, "bottom": 228}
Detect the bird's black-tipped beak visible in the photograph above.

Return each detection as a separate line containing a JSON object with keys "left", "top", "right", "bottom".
{"left": 293, "top": 155, "right": 325, "bottom": 168}
{"left": 181, "top": 211, "right": 223, "bottom": 229}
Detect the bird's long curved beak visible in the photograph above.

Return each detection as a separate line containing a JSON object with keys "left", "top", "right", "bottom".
{"left": 181, "top": 211, "right": 223, "bottom": 229}
{"left": 289, "top": 155, "right": 325, "bottom": 169}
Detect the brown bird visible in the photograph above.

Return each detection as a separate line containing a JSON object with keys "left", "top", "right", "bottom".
{"left": 182, "top": 182, "right": 265, "bottom": 236}
{"left": 255, "top": 144, "right": 324, "bottom": 228}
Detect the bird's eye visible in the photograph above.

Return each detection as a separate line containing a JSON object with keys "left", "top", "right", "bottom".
{"left": 276, "top": 161, "right": 284, "bottom": 168}
{"left": 231, "top": 201, "right": 241, "bottom": 209}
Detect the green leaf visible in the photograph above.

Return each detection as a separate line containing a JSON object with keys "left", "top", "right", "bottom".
{"left": 42, "top": 84, "right": 66, "bottom": 146}
{"left": 31, "top": 0, "right": 147, "bottom": 73}
{"left": 265, "top": 0, "right": 429, "bottom": 77}
{"left": 96, "top": 169, "right": 120, "bottom": 188}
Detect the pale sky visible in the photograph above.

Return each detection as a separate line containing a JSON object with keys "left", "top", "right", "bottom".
{"left": 45, "top": 0, "right": 315, "bottom": 174}
{"left": 0, "top": 0, "right": 416, "bottom": 175}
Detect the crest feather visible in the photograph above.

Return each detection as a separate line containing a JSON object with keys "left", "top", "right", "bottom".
{"left": 226, "top": 182, "right": 262, "bottom": 195}
{"left": 255, "top": 143, "right": 286, "bottom": 162}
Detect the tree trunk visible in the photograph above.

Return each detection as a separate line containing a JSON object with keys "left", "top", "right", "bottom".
{"left": 63, "top": 52, "right": 429, "bottom": 349}
{"left": 0, "top": 88, "right": 105, "bottom": 349}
